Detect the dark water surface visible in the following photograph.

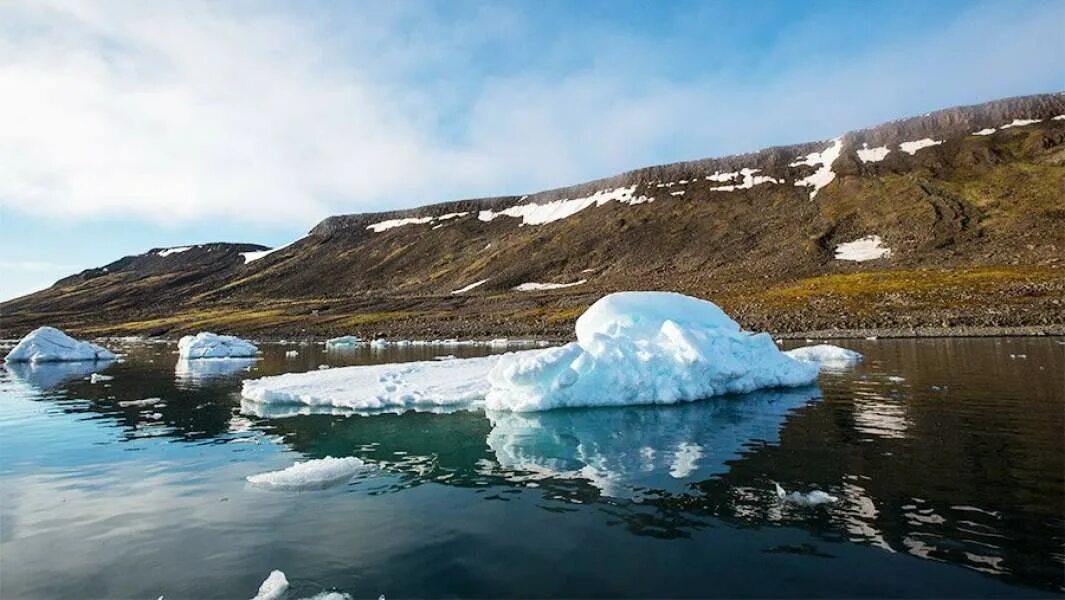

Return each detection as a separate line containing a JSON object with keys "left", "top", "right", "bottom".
{"left": 1, "top": 338, "right": 1062, "bottom": 598}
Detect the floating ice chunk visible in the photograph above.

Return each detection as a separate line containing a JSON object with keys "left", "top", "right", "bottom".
{"left": 485, "top": 292, "right": 819, "bottom": 412}
{"left": 89, "top": 373, "right": 113, "bottom": 383}
{"left": 242, "top": 355, "right": 499, "bottom": 411}
{"left": 5, "top": 327, "right": 116, "bottom": 363}
{"left": 791, "top": 137, "right": 843, "bottom": 199}
{"left": 252, "top": 570, "right": 288, "bottom": 600}
{"left": 513, "top": 280, "right": 586, "bottom": 291}
{"left": 369, "top": 339, "right": 389, "bottom": 349}
{"left": 785, "top": 344, "right": 864, "bottom": 367}
{"left": 247, "top": 456, "right": 368, "bottom": 491}
{"left": 1000, "top": 118, "right": 1042, "bottom": 129}
{"left": 119, "top": 397, "right": 165, "bottom": 407}
{"left": 178, "top": 332, "right": 259, "bottom": 359}
{"left": 451, "top": 279, "right": 487, "bottom": 294}
{"left": 834, "top": 235, "right": 891, "bottom": 261}
{"left": 899, "top": 138, "right": 942, "bottom": 155}
{"left": 856, "top": 144, "right": 890, "bottom": 163}
{"left": 157, "top": 246, "right": 192, "bottom": 257}
{"left": 972, "top": 128, "right": 996, "bottom": 136}
{"left": 326, "top": 336, "right": 362, "bottom": 347}
{"left": 300, "top": 592, "right": 353, "bottom": 600}
{"left": 774, "top": 482, "right": 838, "bottom": 506}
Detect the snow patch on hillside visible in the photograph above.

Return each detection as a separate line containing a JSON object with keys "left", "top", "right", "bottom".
{"left": 514, "top": 280, "right": 586, "bottom": 291}
{"left": 451, "top": 279, "right": 488, "bottom": 294}
{"left": 790, "top": 137, "right": 843, "bottom": 199}
{"left": 834, "top": 235, "right": 891, "bottom": 261}
{"left": 972, "top": 128, "right": 996, "bottom": 136}
{"left": 157, "top": 246, "right": 192, "bottom": 257}
{"left": 708, "top": 168, "right": 781, "bottom": 192}
{"left": 856, "top": 144, "right": 890, "bottom": 163}
{"left": 1000, "top": 118, "right": 1042, "bottom": 129}
{"left": 242, "top": 239, "right": 300, "bottom": 264}
{"left": 899, "top": 138, "right": 942, "bottom": 155}
{"left": 477, "top": 186, "right": 650, "bottom": 226}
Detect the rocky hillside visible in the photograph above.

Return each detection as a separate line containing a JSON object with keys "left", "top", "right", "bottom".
{"left": 4, "top": 93, "right": 1064, "bottom": 339}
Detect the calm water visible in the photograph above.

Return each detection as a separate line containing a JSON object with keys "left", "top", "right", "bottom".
{"left": 1, "top": 338, "right": 1062, "bottom": 599}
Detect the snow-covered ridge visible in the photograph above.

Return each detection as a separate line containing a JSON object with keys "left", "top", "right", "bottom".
{"left": 834, "top": 235, "right": 891, "bottom": 261}
{"left": 156, "top": 246, "right": 192, "bottom": 257}
{"left": 790, "top": 137, "right": 843, "bottom": 199}
{"left": 478, "top": 186, "right": 650, "bottom": 226}
{"left": 899, "top": 138, "right": 942, "bottom": 155}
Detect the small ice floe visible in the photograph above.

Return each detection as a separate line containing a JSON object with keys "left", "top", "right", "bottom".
{"left": 774, "top": 482, "right": 838, "bottom": 506}
{"left": 285, "top": 350, "right": 299, "bottom": 358}
{"left": 325, "top": 336, "right": 361, "bottom": 348}
{"left": 246, "top": 456, "right": 368, "bottom": 491}
{"left": 178, "top": 332, "right": 258, "bottom": 359}
{"left": 5, "top": 327, "right": 116, "bottom": 363}
{"left": 784, "top": 344, "right": 863, "bottom": 368}
{"left": 88, "top": 373, "right": 114, "bottom": 383}
{"left": 369, "top": 339, "right": 389, "bottom": 349}
{"left": 119, "top": 397, "right": 165, "bottom": 408}
{"left": 252, "top": 570, "right": 288, "bottom": 600}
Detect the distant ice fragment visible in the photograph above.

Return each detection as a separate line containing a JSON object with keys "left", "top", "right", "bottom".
{"left": 89, "top": 373, "right": 113, "bottom": 383}
{"left": 246, "top": 456, "right": 368, "bottom": 491}
{"left": 178, "top": 332, "right": 258, "bottom": 359}
{"left": 784, "top": 344, "right": 864, "bottom": 367}
{"left": 119, "top": 397, "right": 164, "bottom": 407}
{"left": 326, "top": 336, "right": 361, "bottom": 347}
{"left": 774, "top": 482, "right": 838, "bottom": 506}
{"left": 5, "top": 327, "right": 116, "bottom": 363}
{"left": 252, "top": 570, "right": 288, "bottom": 600}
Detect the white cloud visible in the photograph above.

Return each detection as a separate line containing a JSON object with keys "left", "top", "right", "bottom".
{"left": 0, "top": 1, "right": 1061, "bottom": 228}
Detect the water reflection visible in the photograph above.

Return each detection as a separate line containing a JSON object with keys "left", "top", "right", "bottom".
{"left": 485, "top": 387, "right": 821, "bottom": 499}
{"left": 5, "top": 360, "right": 113, "bottom": 389}
{"left": 174, "top": 357, "right": 257, "bottom": 387}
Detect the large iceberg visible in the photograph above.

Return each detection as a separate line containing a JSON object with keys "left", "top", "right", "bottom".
{"left": 485, "top": 292, "right": 819, "bottom": 411}
{"left": 177, "top": 332, "right": 258, "bottom": 359}
{"left": 5, "top": 327, "right": 116, "bottom": 363}
{"left": 241, "top": 292, "right": 820, "bottom": 413}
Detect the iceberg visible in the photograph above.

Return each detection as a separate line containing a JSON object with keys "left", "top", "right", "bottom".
{"left": 5, "top": 327, "right": 116, "bottom": 363}
{"left": 325, "top": 335, "right": 361, "bottom": 347}
{"left": 246, "top": 456, "right": 368, "bottom": 491}
{"left": 774, "top": 482, "right": 839, "bottom": 506}
{"left": 485, "top": 292, "right": 819, "bottom": 411}
{"left": 252, "top": 570, "right": 289, "bottom": 600}
{"left": 177, "top": 332, "right": 258, "bottom": 359}
{"left": 241, "top": 292, "right": 819, "bottom": 413}
{"left": 784, "top": 344, "right": 863, "bottom": 367}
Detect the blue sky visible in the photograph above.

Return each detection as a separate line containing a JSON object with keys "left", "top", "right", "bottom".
{"left": 1, "top": 0, "right": 1062, "bottom": 301}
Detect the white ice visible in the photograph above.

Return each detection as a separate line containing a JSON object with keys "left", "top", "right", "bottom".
{"left": 790, "top": 137, "right": 843, "bottom": 199}
{"left": 513, "top": 280, "right": 586, "bottom": 291}
{"left": 972, "top": 128, "right": 996, "bottom": 136}
{"left": 242, "top": 239, "right": 300, "bottom": 264}
{"left": 856, "top": 144, "right": 890, "bottom": 163}
{"left": 834, "top": 235, "right": 891, "bottom": 261}
{"left": 899, "top": 138, "right": 942, "bottom": 155}
{"left": 246, "top": 456, "right": 368, "bottom": 491}
{"left": 241, "top": 292, "right": 820, "bottom": 414}
{"left": 89, "top": 373, "right": 113, "bottom": 383}
{"left": 775, "top": 482, "right": 838, "bottom": 506}
{"left": 451, "top": 279, "right": 488, "bottom": 294}
{"left": 5, "top": 327, "right": 116, "bottom": 363}
{"left": 285, "top": 350, "right": 299, "bottom": 358}
{"left": 326, "top": 335, "right": 362, "bottom": 347}
{"left": 485, "top": 292, "right": 819, "bottom": 412}
{"left": 119, "top": 397, "right": 165, "bottom": 407}
{"left": 252, "top": 570, "right": 289, "bottom": 600}
{"left": 784, "top": 344, "right": 864, "bottom": 367}
{"left": 178, "top": 332, "right": 259, "bottom": 359}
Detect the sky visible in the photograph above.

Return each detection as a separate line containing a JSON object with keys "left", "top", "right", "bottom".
{"left": 1, "top": 0, "right": 1063, "bottom": 301}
